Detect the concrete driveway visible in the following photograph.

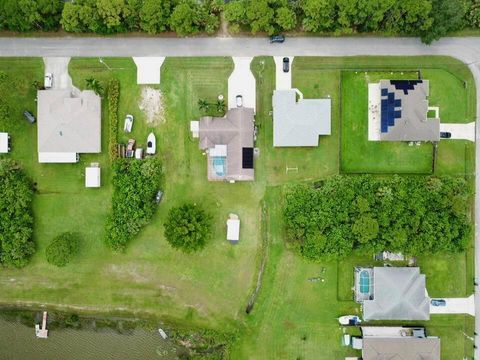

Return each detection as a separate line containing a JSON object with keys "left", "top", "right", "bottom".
{"left": 430, "top": 295, "right": 475, "bottom": 316}
{"left": 440, "top": 122, "right": 476, "bottom": 142}
{"left": 228, "top": 57, "right": 255, "bottom": 111}
{"left": 132, "top": 57, "right": 165, "bottom": 84}
{"left": 43, "top": 57, "right": 72, "bottom": 90}
{"left": 274, "top": 56, "right": 294, "bottom": 90}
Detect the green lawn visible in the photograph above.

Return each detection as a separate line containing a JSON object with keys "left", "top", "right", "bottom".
{"left": 0, "top": 56, "right": 475, "bottom": 359}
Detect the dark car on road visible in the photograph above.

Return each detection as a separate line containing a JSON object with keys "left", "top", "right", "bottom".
{"left": 431, "top": 299, "right": 446, "bottom": 306}
{"left": 23, "top": 111, "right": 36, "bottom": 124}
{"left": 283, "top": 57, "right": 290, "bottom": 73}
{"left": 270, "top": 35, "right": 285, "bottom": 43}
{"left": 440, "top": 132, "right": 451, "bottom": 139}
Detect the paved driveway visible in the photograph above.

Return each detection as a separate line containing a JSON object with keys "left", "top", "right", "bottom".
{"left": 274, "top": 56, "right": 294, "bottom": 90}
{"left": 228, "top": 57, "right": 255, "bottom": 111}
{"left": 43, "top": 57, "right": 72, "bottom": 90}
{"left": 430, "top": 295, "right": 475, "bottom": 316}
{"left": 132, "top": 57, "right": 165, "bottom": 84}
{"left": 440, "top": 122, "right": 476, "bottom": 142}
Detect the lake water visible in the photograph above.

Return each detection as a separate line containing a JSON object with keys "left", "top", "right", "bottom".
{"left": 0, "top": 318, "right": 178, "bottom": 360}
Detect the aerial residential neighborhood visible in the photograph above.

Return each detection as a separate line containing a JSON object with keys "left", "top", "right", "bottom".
{"left": 0, "top": 1, "right": 479, "bottom": 360}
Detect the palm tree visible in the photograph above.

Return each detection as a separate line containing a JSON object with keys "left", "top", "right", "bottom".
{"left": 216, "top": 99, "right": 226, "bottom": 113}
{"left": 198, "top": 99, "right": 209, "bottom": 112}
{"left": 85, "top": 77, "right": 103, "bottom": 96}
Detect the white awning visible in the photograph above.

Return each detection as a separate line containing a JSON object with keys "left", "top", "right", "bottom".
{"left": 85, "top": 167, "right": 100, "bottom": 188}
{"left": 39, "top": 152, "right": 78, "bottom": 163}
{"left": 210, "top": 144, "right": 227, "bottom": 157}
{"left": 0, "top": 132, "right": 9, "bottom": 153}
{"left": 227, "top": 219, "right": 240, "bottom": 241}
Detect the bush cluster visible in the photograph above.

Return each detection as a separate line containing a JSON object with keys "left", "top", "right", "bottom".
{"left": 164, "top": 203, "right": 212, "bottom": 253}
{"left": 46, "top": 232, "right": 81, "bottom": 267}
{"left": 0, "top": 160, "right": 35, "bottom": 268}
{"left": 107, "top": 79, "right": 120, "bottom": 162}
{"left": 284, "top": 175, "right": 472, "bottom": 261}
{"left": 104, "top": 157, "right": 163, "bottom": 251}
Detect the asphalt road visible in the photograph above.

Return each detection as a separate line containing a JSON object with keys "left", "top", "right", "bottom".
{"left": 1, "top": 36, "right": 480, "bottom": 357}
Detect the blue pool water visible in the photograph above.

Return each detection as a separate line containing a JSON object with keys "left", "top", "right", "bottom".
{"left": 213, "top": 156, "right": 226, "bottom": 176}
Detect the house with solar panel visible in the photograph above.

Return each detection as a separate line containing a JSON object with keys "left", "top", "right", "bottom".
{"left": 368, "top": 80, "right": 440, "bottom": 142}
{"left": 190, "top": 107, "right": 255, "bottom": 182}
{"left": 354, "top": 267, "right": 430, "bottom": 321}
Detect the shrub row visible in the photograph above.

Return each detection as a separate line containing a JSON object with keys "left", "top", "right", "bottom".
{"left": 284, "top": 175, "right": 472, "bottom": 261}
{"left": 0, "top": 159, "right": 35, "bottom": 268}
{"left": 104, "top": 157, "right": 163, "bottom": 251}
{"left": 107, "top": 79, "right": 120, "bottom": 162}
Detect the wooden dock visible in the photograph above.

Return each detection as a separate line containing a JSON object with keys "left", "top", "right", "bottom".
{"left": 35, "top": 311, "right": 48, "bottom": 339}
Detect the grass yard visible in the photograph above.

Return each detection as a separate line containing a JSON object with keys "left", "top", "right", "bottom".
{"left": 0, "top": 57, "right": 263, "bottom": 331}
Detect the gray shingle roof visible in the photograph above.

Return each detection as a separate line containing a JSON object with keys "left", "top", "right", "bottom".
{"left": 363, "top": 337, "right": 440, "bottom": 360}
{"left": 363, "top": 267, "right": 430, "bottom": 321}
{"left": 37, "top": 89, "right": 101, "bottom": 153}
{"left": 273, "top": 89, "right": 331, "bottom": 147}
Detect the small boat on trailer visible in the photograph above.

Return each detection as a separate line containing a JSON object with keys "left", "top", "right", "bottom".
{"left": 338, "top": 315, "right": 361, "bottom": 326}
{"left": 146, "top": 132, "right": 156, "bottom": 155}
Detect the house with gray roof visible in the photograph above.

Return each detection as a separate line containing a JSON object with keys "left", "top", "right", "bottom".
{"left": 355, "top": 267, "right": 430, "bottom": 321}
{"left": 361, "top": 327, "right": 440, "bottom": 360}
{"left": 192, "top": 106, "right": 255, "bottom": 182}
{"left": 377, "top": 79, "right": 440, "bottom": 142}
{"left": 37, "top": 89, "right": 101, "bottom": 163}
{"left": 272, "top": 89, "right": 331, "bottom": 147}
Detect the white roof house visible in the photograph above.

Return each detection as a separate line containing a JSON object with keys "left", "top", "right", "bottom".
{"left": 37, "top": 89, "right": 101, "bottom": 163}
{"left": 273, "top": 89, "right": 331, "bottom": 147}
{"left": 227, "top": 214, "right": 240, "bottom": 243}
{"left": 0, "top": 132, "right": 9, "bottom": 153}
{"left": 85, "top": 166, "right": 101, "bottom": 188}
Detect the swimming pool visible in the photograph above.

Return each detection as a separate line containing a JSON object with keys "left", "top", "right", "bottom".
{"left": 359, "top": 270, "right": 370, "bottom": 294}
{"left": 212, "top": 156, "right": 226, "bottom": 176}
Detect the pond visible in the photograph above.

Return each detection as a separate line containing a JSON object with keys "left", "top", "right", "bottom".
{"left": 0, "top": 317, "right": 178, "bottom": 360}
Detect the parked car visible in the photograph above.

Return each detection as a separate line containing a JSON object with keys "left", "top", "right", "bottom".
{"left": 44, "top": 73, "right": 53, "bottom": 89}
{"left": 270, "top": 35, "right": 285, "bottom": 43}
{"left": 23, "top": 110, "right": 36, "bottom": 124}
{"left": 236, "top": 95, "right": 243, "bottom": 107}
{"left": 124, "top": 114, "right": 134, "bottom": 133}
{"left": 431, "top": 299, "right": 446, "bottom": 306}
{"left": 155, "top": 190, "right": 163, "bottom": 204}
{"left": 283, "top": 57, "right": 290, "bottom": 73}
{"left": 440, "top": 131, "right": 451, "bottom": 139}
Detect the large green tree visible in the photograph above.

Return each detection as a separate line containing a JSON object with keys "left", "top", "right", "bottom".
{"left": 301, "top": 0, "right": 336, "bottom": 32}
{"left": 139, "top": 0, "right": 172, "bottom": 34}
{"left": 164, "top": 204, "right": 212, "bottom": 253}
{"left": 46, "top": 232, "right": 81, "bottom": 267}
{"left": 421, "top": 0, "right": 465, "bottom": 44}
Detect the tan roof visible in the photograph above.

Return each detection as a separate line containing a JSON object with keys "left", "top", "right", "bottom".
{"left": 37, "top": 89, "right": 101, "bottom": 153}
{"left": 363, "top": 337, "right": 440, "bottom": 360}
{"left": 198, "top": 107, "right": 255, "bottom": 181}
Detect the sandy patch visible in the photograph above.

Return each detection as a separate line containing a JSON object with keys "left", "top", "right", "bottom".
{"left": 139, "top": 86, "right": 165, "bottom": 125}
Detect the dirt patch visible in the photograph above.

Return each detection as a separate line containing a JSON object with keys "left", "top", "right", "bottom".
{"left": 139, "top": 86, "right": 164, "bottom": 125}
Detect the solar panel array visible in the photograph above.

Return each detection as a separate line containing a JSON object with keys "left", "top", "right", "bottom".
{"left": 380, "top": 89, "right": 402, "bottom": 133}
{"left": 389, "top": 80, "right": 423, "bottom": 95}
{"left": 242, "top": 147, "right": 254, "bottom": 169}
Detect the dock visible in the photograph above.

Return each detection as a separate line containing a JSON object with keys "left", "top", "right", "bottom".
{"left": 35, "top": 311, "right": 48, "bottom": 338}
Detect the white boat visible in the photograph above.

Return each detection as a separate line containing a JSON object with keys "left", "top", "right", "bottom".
{"left": 124, "top": 114, "right": 134, "bottom": 133}
{"left": 158, "top": 328, "right": 167, "bottom": 339}
{"left": 146, "top": 132, "right": 156, "bottom": 155}
{"left": 338, "top": 315, "right": 361, "bottom": 326}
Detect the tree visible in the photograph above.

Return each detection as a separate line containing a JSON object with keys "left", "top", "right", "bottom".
{"left": 215, "top": 99, "right": 225, "bottom": 113}
{"left": 301, "top": 0, "right": 337, "bottom": 32}
{"left": 85, "top": 77, "right": 103, "bottom": 96}
{"left": 169, "top": 1, "right": 200, "bottom": 36}
{"left": 275, "top": 6, "right": 296, "bottom": 31}
{"left": 421, "top": 0, "right": 465, "bottom": 44}
{"left": 245, "top": 0, "right": 275, "bottom": 35}
{"left": 96, "top": 0, "right": 130, "bottom": 32}
{"left": 139, "top": 0, "right": 172, "bottom": 34}
{"left": 198, "top": 99, "right": 209, "bottom": 112}
{"left": 46, "top": 232, "right": 81, "bottom": 267}
{"left": 164, "top": 204, "right": 212, "bottom": 253}
{"left": 352, "top": 215, "right": 379, "bottom": 244}
{"left": 0, "top": 160, "right": 35, "bottom": 268}
{"left": 224, "top": 0, "right": 247, "bottom": 33}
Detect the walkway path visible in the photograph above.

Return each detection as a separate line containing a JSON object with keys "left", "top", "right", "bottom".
{"left": 43, "top": 57, "right": 72, "bottom": 90}
{"left": 440, "top": 122, "right": 476, "bottom": 142}
{"left": 132, "top": 57, "right": 165, "bottom": 85}
{"left": 273, "top": 56, "right": 294, "bottom": 90}
{"left": 228, "top": 57, "right": 255, "bottom": 111}
{"left": 430, "top": 295, "right": 475, "bottom": 316}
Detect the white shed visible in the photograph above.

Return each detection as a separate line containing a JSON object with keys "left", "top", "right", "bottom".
{"left": 190, "top": 121, "right": 199, "bottom": 138}
{"left": 85, "top": 166, "right": 101, "bottom": 188}
{"left": 0, "top": 132, "right": 9, "bottom": 153}
{"left": 226, "top": 214, "right": 240, "bottom": 243}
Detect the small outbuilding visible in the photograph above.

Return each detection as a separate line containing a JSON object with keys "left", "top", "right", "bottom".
{"left": 0, "top": 132, "right": 10, "bottom": 153}
{"left": 85, "top": 164, "right": 101, "bottom": 188}
{"left": 226, "top": 214, "right": 240, "bottom": 243}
